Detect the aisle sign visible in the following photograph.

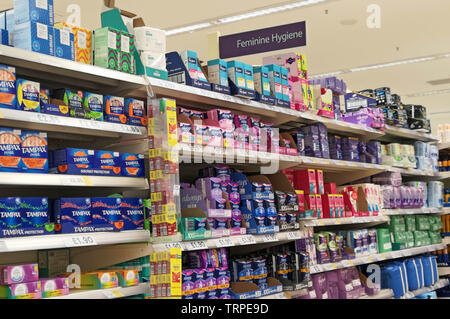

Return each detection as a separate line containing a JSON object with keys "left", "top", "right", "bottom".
{"left": 219, "top": 21, "right": 306, "bottom": 59}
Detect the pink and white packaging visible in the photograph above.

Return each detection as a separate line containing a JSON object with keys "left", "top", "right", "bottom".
{"left": 204, "top": 120, "right": 223, "bottom": 148}
{"left": 234, "top": 127, "right": 249, "bottom": 151}
{"left": 248, "top": 127, "right": 261, "bottom": 152}
{"left": 206, "top": 109, "right": 234, "bottom": 131}
{"left": 234, "top": 114, "right": 250, "bottom": 131}
{"left": 262, "top": 53, "right": 301, "bottom": 80}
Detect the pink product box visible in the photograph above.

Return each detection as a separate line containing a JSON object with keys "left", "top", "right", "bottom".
{"left": 0, "top": 264, "right": 39, "bottom": 285}
{"left": 194, "top": 122, "right": 209, "bottom": 145}
{"left": 206, "top": 109, "right": 234, "bottom": 131}
{"left": 263, "top": 53, "right": 301, "bottom": 80}
{"left": 206, "top": 125, "right": 223, "bottom": 148}
{"left": 230, "top": 227, "right": 246, "bottom": 236}
{"left": 206, "top": 198, "right": 232, "bottom": 218}
{"left": 234, "top": 114, "right": 250, "bottom": 131}
{"left": 41, "top": 278, "right": 70, "bottom": 298}
{"left": 234, "top": 128, "right": 249, "bottom": 151}
{"left": 211, "top": 228, "right": 231, "bottom": 239}
{"left": 0, "top": 281, "right": 42, "bottom": 299}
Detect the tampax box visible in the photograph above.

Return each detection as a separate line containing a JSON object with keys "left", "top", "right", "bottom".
{"left": 294, "top": 169, "right": 317, "bottom": 195}
{"left": 253, "top": 66, "right": 271, "bottom": 97}
{"left": 305, "top": 195, "right": 317, "bottom": 217}
{"left": 91, "top": 197, "right": 124, "bottom": 232}
{"left": 120, "top": 153, "right": 145, "bottom": 178}
{"left": 94, "top": 27, "right": 120, "bottom": 70}
{"left": 321, "top": 195, "right": 335, "bottom": 219}
{"left": 83, "top": 92, "right": 104, "bottom": 121}
{"left": 0, "top": 128, "right": 22, "bottom": 172}
{"left": 52, "top": 148, "right": 95, "bottom": 175}
{"left": 103, "top": 95, "right": 127, "bottom": 124}
{"left": 0, "top": 64, "right": 17, "bottom": 109}
{"left": 95, "top": 151, "right": 121, "bottom": 176}
{"left": 53, "top": 198, "right": 93, "bottom": 234}
{"left": 40, "top": 277, "right": 69, "bottom": 298}
{"left": 14, "top": 0, "right": 54, "bottom": 26}
{"left": 14, "top": 22, "right": 54, "bottom": 56}
{"left": 243, "top": 63, "right": 255, "bottom": 91}
{"left": 125, "top": 98, "right": 147, "bottom": 127}
{"left": 266, "top": 64, "right": 283, "bottom": 100}
{"left": 227, "top": 61, "right": 246, "bottom": 89}
{"left": 208, "top": 59, "right": 228, "bottom": 87}
{"left": 0, "top": 263, "right": 39, "bottom": 285}
{"left": 20, "top": 131, "right": 48, "bottom": 173}
{"left": 0, "top": 197, "right": 22, "bottom": 237}
{"left": 16, "top": 78, "right": 40, "bottom": 112}
{"left": 55, "top": 23, "right": 92, "bottom": 64}
{"left": 53, "top": 28, "right": 74, "bottom": 61}
{"left": 20, "top": 197, "right": 53, "bottom": 236}
{"left": 121, "top": 198, "right": 144, "bottom": 231}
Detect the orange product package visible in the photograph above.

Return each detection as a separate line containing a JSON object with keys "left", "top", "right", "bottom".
{"left": 0, "top": 128, "right": 22, "bottom": 171}
{"left": 21, "top": 131, "right": 48, "bottom": 173}
{"left": 0, "top": 64, "right": 17, "bottom": 109}
{"left": 54, "top": 23, "right": 92, "bottom": 64}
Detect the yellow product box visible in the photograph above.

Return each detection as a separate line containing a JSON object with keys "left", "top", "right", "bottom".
{"left": 55, "top": 22, "right": 92, "bottom": 65}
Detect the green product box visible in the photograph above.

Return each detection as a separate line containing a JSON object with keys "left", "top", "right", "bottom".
{"left": 83, "top": 92, "right": 104, "bottom": 121}
{"left": 405, "top": 216, "right": 416, "bottom": 232}
{"left": 390, "top": 216, "right": 405, "bottom": 225}
{"left": 119, "top": 30, "right": 134, "bottom": 74}
{"left": 429, "top": 216, "right": 444, "bottom": 232}
{"left": 413, "top": 231, "right": 428, "bottom": 247}
{"left": 94, "top": 27, "right": 121, "bottom": 70}
{"left": 405, "top": 232, "right": 415, "bottom": 249}
{"left": 416, "top": 215, "right": 431, "bottom": 231}
{"left": 391, "top": 231, "right": 408, "bottom": 244}
{"left": 429, "top": 231, "right": 443, "bottom": 244}
{"left": 390, "top": 224, "right": 406, "bottom": 233}
{"left": 392, "top": 243, "right": 407, "bottom": 251}
{"left": 145, "top": 66, "right": 169, "bottom": 80}
{"left": 181, "top": 217, "right": 212, "bottom": 241}
{"left": 377, "top": 228, "right": 392, "bottom": 253}
{"left": 422, "top": 237, "right": 432, "bottom": 247}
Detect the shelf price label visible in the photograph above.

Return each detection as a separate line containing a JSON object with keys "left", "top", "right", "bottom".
{"left": 65, "top": 235, "right": 97, "bottom": 248}
{"left": 239, "top": 236, "right": 257, "bottom": 246}
{"left": 185, "top": 241, "right": 208, "bottom": 251}
{"left": 215, "top": 238, "right": 234, "bottom": 248}
{"left": 262, "top": 234, "right": 278, "bottom": 243}
{"left": 287, "top": 232, "right": 302, "bottom": 241}
{"left": 103, "top": 289, "right": 125, "bottom": 299}
{"left": 164, "top": 242, "right": 183, "bottom": 251}
{"left": 311, "top": 265, "right": 321, "bottom": 273}
{"left": 60, "top": 176, "right": 86, "bottom": 186}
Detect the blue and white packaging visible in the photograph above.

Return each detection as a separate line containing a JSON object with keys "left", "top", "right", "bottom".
{"left": 14, "top": 22, "right": 54, "bottom": 55}
{"left": 0, "top": 29, "right": 11, "bottom": 46}
{"left": 227, "top": 61, "right": 246, "bottom": 89}
{"left": 53, "top": 27, "right": 74, "bottom": 61}
{"left": 180, "top": 50, "right": 207, "bottom": 82}
{"left": 13, "top": 0, "right": 54, "bottom": 26}
{"left": 253, "top": 66, "right": 271, "bottom": 97}
{"left": 5, "top": 10, "right": 14, "bottom": 32}
{"left": 0, "top": 12, "right": 5, "bottom": 30}
{"left": 207, "top": 59, "right": 228, "bottom": 87}
{"left": 243, "top": 63, "right": 254, "bottom": 91}
{"left": 266, "top": 64, "right": 283, "bottom": 100}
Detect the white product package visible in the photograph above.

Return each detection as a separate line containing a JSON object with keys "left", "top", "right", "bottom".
{"left": 140, "top": 51, "right": 166, "bottom": 70}
{"left": 134, "top": 27, "right": 166, "bottom": 53}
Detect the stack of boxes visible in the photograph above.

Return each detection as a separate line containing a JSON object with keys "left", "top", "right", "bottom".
{"left": 54, "top": 22, "right": 92, "bottom": 64}
{"left": 134, "top": 26, "right": 167, "bottom": 78}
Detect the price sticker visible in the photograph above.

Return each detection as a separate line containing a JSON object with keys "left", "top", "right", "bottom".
{"left": 0, "top": 111, "right": 3, "bottom": 119}
{"left": 239, "top": 236, "right": 257, "bottom": 246}
{"left": 341, "top": 260, "right": 351, "bottom": 268}
{"left": 65, "top": 235, "right": 97, "bottom": 248}
{"left": 185, "top": 241, "right": 208, "bottom": 251}
{"left": 164, "top": 242, "right": 183, "bottom": 251}
{"left": 287, "top": 232, "right": 302, "bottom": 241}
{"left": 60, "top": 176, "right": 85, "bottom": 186}
{"left": 323, "top": 264, "right": 335, "bottom": 271}
{"left": 262, "top": 234, "right": 278, "bottom": 243}
{"left": 103, "top": 290, "right": 125, "bottom": 299}
{"left": 311, "top": 265, "right": 321, "bottom": 273}
{"left": 318, "top": 220, "right": 325, "bottom": 226}
{"left": 215, "top": 238, "right": 234, "bottom": 248}
{"left": 82, "top": 177, "right": 93, "bottom": 187}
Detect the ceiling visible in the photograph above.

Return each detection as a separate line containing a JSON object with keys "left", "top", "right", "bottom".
{"left": 1, "top": 0, "right": 449, "bottom": 132}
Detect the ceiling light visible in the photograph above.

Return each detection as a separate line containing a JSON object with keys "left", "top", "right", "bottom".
{"left": 166, "top": 23, "right": 212, "bottom": 36}
{"left": 216, "top": 0, "right": 326, "bottom": 24}
{"left": 309, "top": 71, "right": 345, "bottom": 79}
{"left": 406, "top": 88, "right": 450, "bottom": 98}
{"left": 350, "top": 57, "right": 436, "bottom": 72}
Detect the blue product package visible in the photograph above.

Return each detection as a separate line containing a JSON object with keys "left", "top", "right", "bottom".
{"left": 0, "top": 128, "right": 21, "bottom": 172}
{"left": 207, "top": 59, "right": 228, "bottom": 87}
{"left": 20, "top": 130, "right": 48, "bottom": 173}
{"left": 232, "top": 260, "right": 254, "bottom": 282}
{"left": 253, "top": 66, "right": 271, "bottom": 96}
{"left": 14, "top": 0, "right": 54, "bottom": 25}
{"left": 329, "top": 135, "right": 343, "bottom": 161}
{"left": 420, "top": 256, "right": 437, "bottom": 287}
{"left": 121, "top": 198, "right": 144, "bottom": 231}
{"left": 53, "top": 28, "right": 75, "bottom": 61}
{"left": 381, "top": 264, "right": 407, "bottom": 299}
{"left": 124, "top": 98, "right": 146, "bottom": 127}
{"left": 20, "top": 197, "right": 53, "bottom": 236}
{"left": 265, "top": 216, "right": 277, "bottom": 227}
{"left": 91, "top": 197, "right": 123, "bottom": 232}
{"left": 120, "top": 153, "right": 145, "bottom": 178}
{"left": 0, "top": 197, "right": 22, "bottom": 237}
{"left": 53, "top": 198, "right": 93, "bottom": 234}
{"left": 243, "top": 63, "right": 254, "bottom": 91}
{"left": 264, "top": 200, "right": 277, "bottom": 217}
{"left": 227, "top": 61, "right": 246, "bottom": 89}
{"left": 291, "top": 131, "right": 305, "bottom": 156}
{"left": 84, "top": 92, "right": 104, "bottom": 122}
{"left": 0, "top": 29, "right": 11, "bottom": 46}
{"left": 14, "top": 22, "right": 54, "bottom": 55}
{"left": 405, "top": 259, "right": 421, "bottom": 291}
{"left": 95, "top": 151, "right": 121, "bottom": 177}
{"left": 413, "top": 257, "right": 425, "bottom": 289}
{"left": 253, "top": 200, "right": 265, "bottom": 217}
{"left": 52, "top": 148, "right": 96, "bottom": 175}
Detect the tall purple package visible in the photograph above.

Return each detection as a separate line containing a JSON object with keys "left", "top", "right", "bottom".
{"left": 301, "top": 125, "right": 322, "bottom": 158}
{"left": 367, "top": 141, "right": 382, "bottom": 165}
{"left": 342, "top": 137, "right": 360, "bottom": 162}
{"left": 316, "top": 123, "right": 330, "bottom": 159}
{"left": 359, "top": 141, "right": 367, "bottom": 163}
{"left": 329, "top": 135, "right": 343, "bottom": 160}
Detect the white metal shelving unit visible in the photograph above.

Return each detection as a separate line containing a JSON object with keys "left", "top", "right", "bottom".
{"left": 52, "top": 283, "right": 149, "bottom": 300}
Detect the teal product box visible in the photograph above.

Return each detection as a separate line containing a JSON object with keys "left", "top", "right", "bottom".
{"left": 103, "top": 95, "right": 126, "bottom": 124}
{"left": 227, "top": 61, "right": 246, "bottom": 89}
{"left": 91, "top": 197, "right": 123, "bottom": 232}
{"left": 280, "top": 67, "right": 290, "bottom": 102}
{"left": 243, "top": 63, "right": 255, "bottom": 91}
{"left": 95, "top": 151, "right": 121, "bottom": 177}
{"left": 53, "top": 28, "right": 75, "bottom": 61}
{"left": 51, "top": 148, "right": 96, "bottom": 175}
{"left": 180, "top": 50, "right": 208, "bottom": 82}
{"left": 121, "top": 198, "right": 144, "bottom": 231}
{"left": 20, "top": 197, "right": 54, "bottom": 237}
{"left": 20, "top": 130, "right": 48, "bottom": 173}
{"left": 14, "top": 0, "right": 54, "bottom": 26}
{"left": 120, "top": 153, "right": 145, "bottom": 178}
{"left": 93, "top": 27, "right": 120, "bottom": 71}
{"left": 266, "top": 64, "right": 283, "bottom": 100}
{"left": 207, "top": 59, "right": 228, "bottom": 87}
{"left": 83, "top": 92, "right": 104, "bottom": 121}
{"left": 14, "top": 22, "right": 54, "bottom": 56}
{"left": 0, "top": 64, "right": 17, "bottom": 109}
{"left": 253, "top": 66, "right": 271, "bottom": 97}
{"left": 53, "top": 198, "right": 94, "bottom": 234}
{"left": 16, "top": 78, "right": 40, "bottom": 112}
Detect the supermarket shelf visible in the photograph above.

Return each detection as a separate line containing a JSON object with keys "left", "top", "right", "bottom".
{"left": 0, "top": 173, "right": 149, "bottom": 189}
{"left": 152, "top": 231, "right": 306, "bottom": 252}
{"left": 444, "top": 237, "right": 450, "bottom": 245}
{"left": 52, "top": 283, "right": 149, "bottom": 299}
{"left": 0, "top": 230, "right": 150, "bottom": 253}
{"left": 359, "top": 289, "right": 395, "bottom": 299}
{"left": 381, "top": 125, "right": 438, "bottom": 143}
{"left": 0, "top": 108, "right": 146, "bottom": 139}
{"left": 439, "top": 267, "right": 450, "bottom": 277}
{"left": 387, "top": 166, "right": 440, "bottom": 179}
{"left": 0, "top": 45, "right": 146, "bottom": 95}
{"left": 301, "top": 215, "right": 389, "bottom": 227}
{"left": 382, "top": 208, "right": 443, "bottom": 216}
{"left": 439, "top": 172, "right": 450, "bottom": 181}
{"left": 310, "top": 244, "right": 446, "bottom": 274}
{"left": 298, "top": 156, "right": 386, "bottom": 173}
{"left": 256, "top": 292, "right": 289, "bottom": 299}
{"left": 401, "top": 279, "right": 449, "bottom": 299}
{"left": 439, "top": 143, "right": 450, "bottom": 151}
